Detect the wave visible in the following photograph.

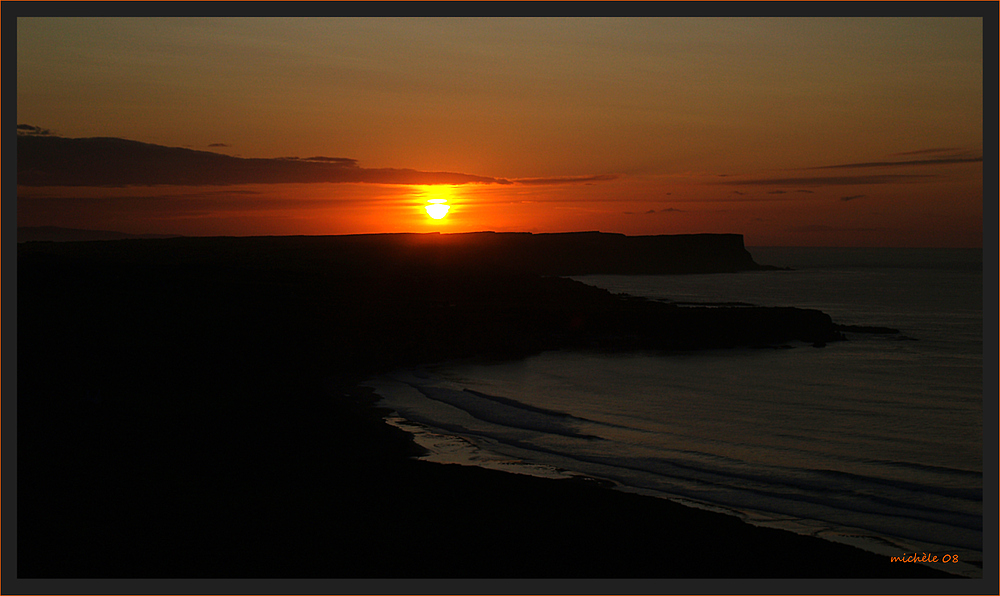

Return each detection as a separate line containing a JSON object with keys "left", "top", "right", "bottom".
{"left": 409, "top": 383, "right": 604, "bottom": 440}
{"left": 372, "top": 360, "right": 982, "bottom": 559}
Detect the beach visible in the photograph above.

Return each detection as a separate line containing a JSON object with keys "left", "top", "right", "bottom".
{"left": 15, "top": 234, "right": 962, "bottom": 580}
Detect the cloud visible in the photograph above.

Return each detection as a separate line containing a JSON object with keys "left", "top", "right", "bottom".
{"left": 788, "top": 224, "right": 881, "bottom": 233}
{"left": 17, "top": 134, "right": 509, "bottom": 187}
{"left": 890, "top": 147, "right": 965, "bottom": 157}
{"left": 803, "top": 149, "right": 982, "bottom": 170}
{"left": 624, "top": 207, "right": 683, "bottom": 215}
{"left": 811, "top": 157, "right": 981, "bottom": 169}
{"left": 18, "top": 191, "right": 333, "bottom": 211}
{"left": 511, "top": 174, "right": 619, "bottom": 186}
{"left": 716, "top": 148, "right": 980, "bottom": 190}
{"left": 840, "top": 194, "right": 866, "bottom": 202}
{"left": 208, "top": 143, "right": 230, "bottom": 148}
{"left": 718, "top": 174, "right": 937, "bottom": 187}
{"left": 17, "top": 124, "right": 53, "bottom": 136}
{"left": 299, "top": 156, "right": 358, "bottom": 165}
{"left": 20, "top": 188, "right": 266, "bottom": 202}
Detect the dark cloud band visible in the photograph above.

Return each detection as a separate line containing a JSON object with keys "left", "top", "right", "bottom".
{"left": 17, "top": 135, "right": 507, "bottom": 187}
{"left": 718, "top": 174, "right": 937, "bottom": 187}
{"left": 511, "top": 174, "right": 619, "bottom": 186}
{"left": 807, "top": 156, "right": 982, "bottom": 170}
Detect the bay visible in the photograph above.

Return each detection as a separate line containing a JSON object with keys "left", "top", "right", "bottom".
{"left": 367, "top": 247, "right": 984, "bottom": 577}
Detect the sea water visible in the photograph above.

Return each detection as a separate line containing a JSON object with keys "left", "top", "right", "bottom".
{"left": 365, "top": 247, "right": 985, "bottom": 577}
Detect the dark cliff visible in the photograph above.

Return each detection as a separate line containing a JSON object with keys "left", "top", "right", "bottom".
{"left": 16, "top": 233, "right": 830, "bottom": 389}
{"left": 16, "top": 229, "right": 767, "bottom": 274}
{"left": 365, "top": 231, "right": 766, "bottom": 275}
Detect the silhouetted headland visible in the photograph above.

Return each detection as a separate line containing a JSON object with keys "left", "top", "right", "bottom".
{"left": 17, "top": 225, "right": 182, "bottom": 243}
{"left": 17, "top": 232, "right": 939, "bottom": 579}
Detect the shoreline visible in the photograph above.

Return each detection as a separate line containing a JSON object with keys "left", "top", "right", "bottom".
{"left": 342, "top": 381, "right": 964, "bottom": 579}
{"left": 15, "top": 235, "right": 969, "bottom": 580}
{"left": 364, "top": 370, "right": 980, "bottom": 579}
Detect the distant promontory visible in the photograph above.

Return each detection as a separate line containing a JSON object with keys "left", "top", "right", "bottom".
{"left": 348, "top": 230, "right": 775, "bottom": 275}
{"left": 19, "top": 228, "right": 773, "bottom": 274}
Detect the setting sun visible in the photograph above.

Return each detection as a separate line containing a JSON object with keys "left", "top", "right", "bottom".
{"left": 420, "top": 185, "right": 455, "bottom": 220}
{"left": 425, "top": 198, "right": 450, "bottom": 219}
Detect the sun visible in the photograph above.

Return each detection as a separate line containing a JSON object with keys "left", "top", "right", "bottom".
{"left": 421, "top": 186, "right": 454, "bottom": 220}
{"left": 425, "top": 198, "right": 450, "bottom": 219}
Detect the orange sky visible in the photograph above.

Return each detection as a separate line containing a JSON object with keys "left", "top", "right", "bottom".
{"left": 15, "top": 15, "right": 985, "bottom": 247}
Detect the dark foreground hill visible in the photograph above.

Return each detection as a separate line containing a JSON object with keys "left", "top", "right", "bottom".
{"left": 15, "top": 233, "right": 950, "bottom": 582}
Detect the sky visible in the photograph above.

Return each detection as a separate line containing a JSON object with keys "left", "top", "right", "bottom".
{"left": 15, "top": 15, "right": 985, "bottom": 247}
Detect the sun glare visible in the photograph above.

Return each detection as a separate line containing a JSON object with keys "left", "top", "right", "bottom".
{"left": 425, "top": 201, "right": 450, "bottom": 219}
{"left": 421, "top": 186, "right": 454, "bottom": 220}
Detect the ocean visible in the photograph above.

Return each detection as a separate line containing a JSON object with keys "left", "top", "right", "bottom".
{"left": 365, "top": 247, "right": 985, "bottom": 577}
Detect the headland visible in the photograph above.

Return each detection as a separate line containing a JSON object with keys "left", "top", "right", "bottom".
{"left": 15, "top": 232, "right": 947, "bottom": 580}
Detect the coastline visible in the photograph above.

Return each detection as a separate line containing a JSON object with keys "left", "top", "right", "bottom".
{"left": 15, "top": 234, "right": 963, "bottom": 580}
{"left": 365, "top": 363, "right": 982, "bottom": 580}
